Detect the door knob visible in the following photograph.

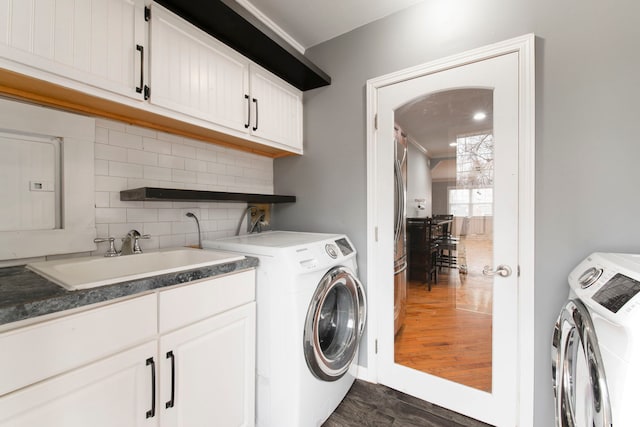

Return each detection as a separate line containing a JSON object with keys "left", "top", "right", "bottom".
{"left": 482, "top": 264, "right": 512, "bottom": 277}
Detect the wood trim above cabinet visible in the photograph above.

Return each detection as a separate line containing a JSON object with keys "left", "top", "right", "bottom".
{"left": 0, "top": 68, "right": 297, "bottom": 158}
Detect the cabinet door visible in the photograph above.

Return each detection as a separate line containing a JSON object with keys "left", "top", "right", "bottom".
{"left": 249, "top": 64, "right": 303, "bottom": 152}
{"left": 160, "top": 302, "right": 256, "bottom": 427}
{"left": 0, "top": 0, "right": 146, "bottom": 99}
{"left": 149, "top": 4, "right": 250, "bottom": 132}
{"left": 0, "top": 341, "right": 158, "bottom": 427}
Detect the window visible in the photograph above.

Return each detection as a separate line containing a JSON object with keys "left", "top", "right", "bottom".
{"left": 448, "top": 187, "right": 493, "bottom": 217}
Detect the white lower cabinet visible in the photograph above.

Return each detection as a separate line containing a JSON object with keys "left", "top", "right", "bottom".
{"left": 160, "top": 302, "right": 256, "bottom": 427}
{"left": 0, "top": 341, "right": 157, "bottom": 427}
{"left": 0, "top": 270, "right": 256, "bottom": 427}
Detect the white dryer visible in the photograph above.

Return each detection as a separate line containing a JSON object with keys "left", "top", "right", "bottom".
{"left": 203, "top": 231, "right": 366, "bottom": 427}
{"left": 552, "top": 252, "right": 640, "bottom": 426}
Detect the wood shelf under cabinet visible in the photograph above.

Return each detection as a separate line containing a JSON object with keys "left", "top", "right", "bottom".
{"left": 121, "top": 187, "right": 296, "bottom": 204}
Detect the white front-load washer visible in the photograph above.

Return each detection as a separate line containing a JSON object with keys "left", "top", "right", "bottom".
{"left": 552, "top": 252, "right": 640, "bottom": 426}
{"left": 203, "top": 231, "right": 366, "bottom": 427}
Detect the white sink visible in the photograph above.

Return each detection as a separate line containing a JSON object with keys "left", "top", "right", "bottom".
{"left": 27, "top": 248, "right": 245, "bottom": 291}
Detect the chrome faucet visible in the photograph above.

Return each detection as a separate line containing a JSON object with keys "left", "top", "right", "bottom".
{"left": 121, "top": 230, "right": 151, "bottom": 255}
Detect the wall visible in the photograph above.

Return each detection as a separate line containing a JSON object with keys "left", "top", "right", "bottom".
{"left": 92, "top": 118, "right": 273, "bottom": 255}
{"left": 406, "top": 143, "right": 432, "bottom": 218}
{"left": 274, "top": 0, "right": 640, "bottom": 425}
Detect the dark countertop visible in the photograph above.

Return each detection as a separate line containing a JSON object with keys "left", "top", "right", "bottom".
{"left": 0, "top": 256, "right": 258, "bottom": 326}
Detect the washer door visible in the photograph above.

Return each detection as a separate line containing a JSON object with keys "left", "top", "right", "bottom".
{"left": 552, "top": 299, "right": 612, "bottom": 427}
{"left": 304, "top": 266, "right": 367, "bottom": 381}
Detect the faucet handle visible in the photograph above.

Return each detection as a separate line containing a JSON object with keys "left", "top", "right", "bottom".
{"left": 132, "top": 234, "right": 151, "bottom": 254}
{"left": 94, "top": 237, "right": 120, "bottom": 257}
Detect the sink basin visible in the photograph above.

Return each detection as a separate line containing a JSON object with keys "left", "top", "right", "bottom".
{"left": 27, "top": 248, "right": 245, "bottom": 291}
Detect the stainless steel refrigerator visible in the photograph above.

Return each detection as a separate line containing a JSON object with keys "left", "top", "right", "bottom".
{"left": 393, "top": 128, "right": 407, "bottom": 335}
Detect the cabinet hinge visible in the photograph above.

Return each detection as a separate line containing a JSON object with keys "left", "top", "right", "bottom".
{"left": 144, "top": 6, "right": 151, "bottom": 21}
{"left": 517, "top": 265, "right": 521, "bottom": 277}
{"left": 374, "top": 226, "right": 378, "bottom": 242}
{"left": 375, "top": 339, "right": 378, "bottom": 354}
{"left": 143, "top": 85, "right": 150, "bottom": 100}
{"left": 374, "top": 114, "right": 378, "bottom": 130}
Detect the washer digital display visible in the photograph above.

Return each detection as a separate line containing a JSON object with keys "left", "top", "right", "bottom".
{"left": 592, "top": 273, "right": 640, "bottom": 313}
{"left": 335, "top": 238, "right": 353, "bottom": 256}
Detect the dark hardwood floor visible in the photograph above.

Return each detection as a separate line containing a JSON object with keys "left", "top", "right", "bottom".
{"left": 323, "top": 380, "right": 493, "bottom": 427}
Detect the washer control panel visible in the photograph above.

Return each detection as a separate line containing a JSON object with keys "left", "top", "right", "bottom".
{"left": 592, "top": 273, "right": 640, "bottom": 313}
{"left": 569, "top": 253, "right": 640, "bottom": 319}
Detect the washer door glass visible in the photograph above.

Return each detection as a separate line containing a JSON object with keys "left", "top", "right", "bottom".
{"left": 551, "top": 299, "right": 612, "bottom": 427}
{"left": 304, "top": 266, "right": 366, "bottom": 381}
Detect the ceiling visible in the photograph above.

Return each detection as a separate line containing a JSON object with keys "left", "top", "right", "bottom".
{"left": 238, "top": 0, "right": 424, "bottom": 51}
{"left": 395, "top": 89, "right": 494, "bottom": 159}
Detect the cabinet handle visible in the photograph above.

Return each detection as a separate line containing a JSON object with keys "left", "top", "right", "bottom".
{"left": 244, "top": 94, "right": 250, "bottom": 128}
{"left": 166, "top": 351, "right": 176, "bottom": 409}
{"left": 136, "top": 45, "right": 144, "bottom": 95}
{"left": 146, "top": 357, "right": 156, "bottom": 418}
{"left": 252, "top": 98, "right": 259, "bottom": 131}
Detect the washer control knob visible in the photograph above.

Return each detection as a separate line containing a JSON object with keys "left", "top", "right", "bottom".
{"left": 325, "top": 244, "right": 338, "bottom": 259}
{"left": 578, "top": 267, "right": 603, "bottom": 289}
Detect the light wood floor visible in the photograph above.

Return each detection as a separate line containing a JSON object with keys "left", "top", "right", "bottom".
{"left": 394, "top": 237, "right": 493, "bottom": 392}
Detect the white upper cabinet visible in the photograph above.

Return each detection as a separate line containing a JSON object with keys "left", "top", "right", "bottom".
{"left": 0, "top": 0, "right": 304, "bottom": 155}
{"left": 149, "top": 4, "right": 303, "bottom": 153}
{"left": 0, "top": 0, "right": 146, "bottom": 100}
{"left": 249, "top": 64, "right": 303, "bottom": 152}
{"left": 149, "top": 4, "right": 250, "bottom": 132}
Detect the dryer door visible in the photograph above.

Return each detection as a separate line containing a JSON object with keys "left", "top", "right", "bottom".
{"left": 552, "top": 299, "right": 612, "bottom": 427}
{"left": 304, "top": 266, "right": 367, "bottom": 382}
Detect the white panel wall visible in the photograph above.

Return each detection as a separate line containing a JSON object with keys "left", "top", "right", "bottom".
{"left": 0, "top": 135, "right": 57, "bottom": 231}
{"left": 92, "top": 119, "right": 273, "bottom": 254}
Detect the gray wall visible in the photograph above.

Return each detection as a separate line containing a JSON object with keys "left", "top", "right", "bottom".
{"left": 407, "top": 143, "right": 432, "bottom": 218}
{"left": 274, "top": 0, "right": 640, "bottom": 425}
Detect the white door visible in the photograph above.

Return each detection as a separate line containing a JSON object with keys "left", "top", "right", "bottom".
{"left": 159, "top": 303, "right": 255, "bottom": 427}
{"left": 375, "top": 52, "right": 520, "bottom": 426}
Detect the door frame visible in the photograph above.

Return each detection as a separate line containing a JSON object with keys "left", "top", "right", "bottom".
{"left": 363, "top": 34, "right": 535, "bottom": 426}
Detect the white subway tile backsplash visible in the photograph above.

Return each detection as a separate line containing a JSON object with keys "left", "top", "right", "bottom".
{"left": 196, "top": 172, "right": 217, "bottom": 185}
{"left": 127, "top": 208, "right": 158, "bottom": 223}
{"left": 95, "top": 207, "right": 126, "bottom": 224}
{"left": 185, "top": 159, "right": 207, "bottom": 172}
{"left": 95, "top": 159, "right": 109, "bottom": 176}
{"left": 109, "top": 161, "right": 143, "bottom": 178}
{"left": 143, "top": 222, "right": 172, "bottom": 236}
{"left": 196, "top": 148, "right": 217, "bottom": 162}
{"left": 143, "top": 138, "right": 172, "bottom": 154}
{"left": 91, "top": 122, "right": 273, "bottom": 250}
{"left": 159, "top": 154, "right": 185, "bottom": 170}
{"left": 172, "top": 169, "right": 197, "bottom": 183}
{"left": 128, "top": 149, "right": 158, "bottom": 166}
{"left": 206, "top": 162, "right": 227, "bottom": 175}
{"left": 95, "top": 143, "right": 127, "bottom": 162}
{"left": 158, "top": 209, "right": 183, "bottom": 222}
{"left": 95, "top": 126, "right": 109, "bottom": 144}
{"left": 95, "top": 191, "right": 109, "bottom": 208}
{"left": 156, "top": 131, "right": 184, "bottom": 144}
{"left": 144, "top": 165, "right": 172, "bottom": 181}
{"left": 171, "top": 144, "right": 197, "bottom": 159}
{"left": 108, "top": 130, "right": 143, "bottom": 149}
{"left": 95, "top": 175, "right": 128, "bottom": 192}
{"left": 125, "top": 124, "right": 156, "bottom": 138}
{"left": 159, "top": 234, "right": 186, "bottom": 249}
